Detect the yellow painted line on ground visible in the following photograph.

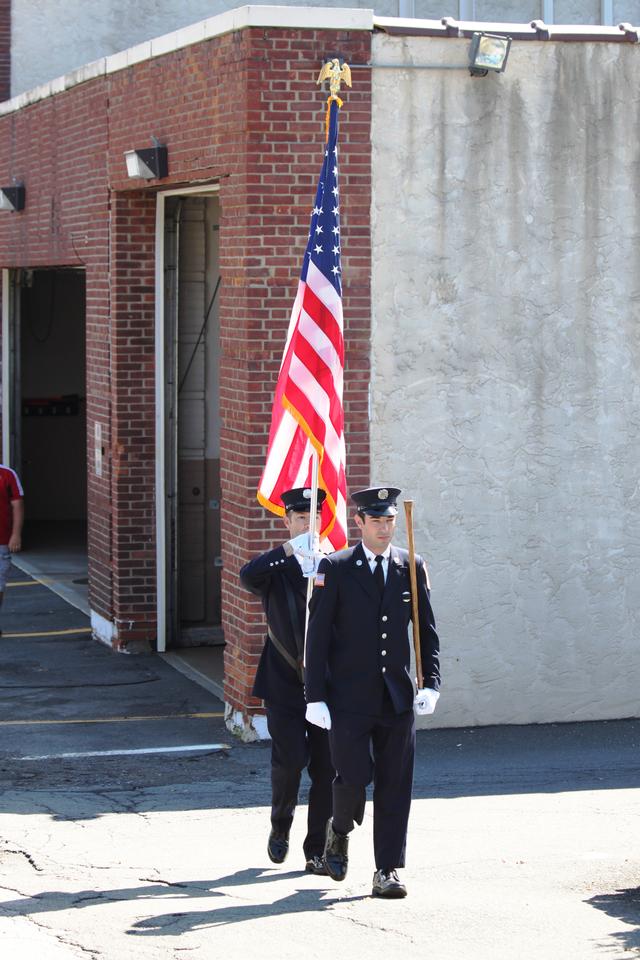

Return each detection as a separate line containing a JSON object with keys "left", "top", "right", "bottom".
{"left": 0, "top": 712, "right": 225, "bottom": 726}
{"left": 8, "top": 578, "right": 84, "bottom": 587}
{"left": 2, "top": 627, "right": 91, "bottom": 638}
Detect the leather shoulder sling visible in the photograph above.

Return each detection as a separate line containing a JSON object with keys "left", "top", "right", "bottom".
{"left": 267, "top": 576, "right": 305, "bottom": 684}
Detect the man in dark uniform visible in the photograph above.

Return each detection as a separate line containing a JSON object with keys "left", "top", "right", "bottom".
{"left": 304, "top": 486, "right": 441, "bottom": 898}
{"left": 240, "top": 487, "right": 334, "bottom": 875}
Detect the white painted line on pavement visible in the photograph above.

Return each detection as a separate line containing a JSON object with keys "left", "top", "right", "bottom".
{"left": 21, "top": 743, "right": 231, "bottom": 760}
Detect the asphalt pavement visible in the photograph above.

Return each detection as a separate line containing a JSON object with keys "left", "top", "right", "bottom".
{"left": 0, "top": 568, "right": 639, "bottom": 959}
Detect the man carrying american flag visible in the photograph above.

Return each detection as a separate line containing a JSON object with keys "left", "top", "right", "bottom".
{"left": 240, "top": 95, "right": 347, "bottom": 872}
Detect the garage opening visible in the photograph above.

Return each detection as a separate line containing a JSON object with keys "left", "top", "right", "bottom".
{"left": 14, "top": 267, "right": 88, "bottom": 601}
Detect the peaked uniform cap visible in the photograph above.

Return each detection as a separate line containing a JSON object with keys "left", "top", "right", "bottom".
{"left": 281, "top": 487, "right": 327, "bottom": 512}
{"left": 351, "top": 486, "right": 401, "bottom": 517}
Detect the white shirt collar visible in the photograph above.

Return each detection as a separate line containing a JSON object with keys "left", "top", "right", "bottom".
{"left": 361, "top": 543, "right": 391, "bottom": 563}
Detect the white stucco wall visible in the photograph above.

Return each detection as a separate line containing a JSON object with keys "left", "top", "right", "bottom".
{"left": 371, "top": 34, "right": 640, "bottom": 727}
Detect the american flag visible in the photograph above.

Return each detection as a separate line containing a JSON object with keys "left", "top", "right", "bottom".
{"left": 257, "top": 99, "right": 347, "bottom": 550}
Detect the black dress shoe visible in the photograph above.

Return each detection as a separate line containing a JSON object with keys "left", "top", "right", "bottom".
{"left": 304, "top": 855, "right": 328, "bottom": 875}
{"left": 323, "top": 819, "right": 349, "bottom": 882}
{"left": 372, "top": 868, "right": 407, "bottom": 898}
{"left": 267, "top": 829, "right": 289, "bottom": 864}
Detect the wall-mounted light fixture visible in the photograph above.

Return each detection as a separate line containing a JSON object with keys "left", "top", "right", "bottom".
{"left": 124, "top": 138, "right": 168, "bottom": 180}
{"left": 469, "top": 32, "right": 512, "bottom": 77}
{"left": 0, "top": 184, "right": 25, "bottom": 212}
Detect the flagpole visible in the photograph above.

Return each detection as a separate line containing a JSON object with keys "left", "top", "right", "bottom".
{"left": 303, "top": 447, "right": 320, "bottom": 664}
{"left": 308, "top": 446, "right": 320, "bottom": 533}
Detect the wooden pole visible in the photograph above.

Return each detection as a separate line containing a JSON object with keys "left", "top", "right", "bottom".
{"left": 403, "top": 499, "right": 424, "bottom": 690}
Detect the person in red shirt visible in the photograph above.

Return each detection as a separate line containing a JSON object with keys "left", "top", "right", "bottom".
{"left": 0, "top": 464, "right": 24, "bottom": 631}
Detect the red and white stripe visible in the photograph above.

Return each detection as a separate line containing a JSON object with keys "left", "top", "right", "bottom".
{"left": 258, "top": 260, "right": 347, "bottom": 550}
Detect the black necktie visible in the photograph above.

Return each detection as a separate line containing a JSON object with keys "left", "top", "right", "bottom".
{"left": 374, "top": 555, "right": 385, "bottom": 595}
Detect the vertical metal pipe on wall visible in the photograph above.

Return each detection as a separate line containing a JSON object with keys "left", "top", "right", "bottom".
{"left": 398, "top": 0, "right": 415, "bottom": 16}
{"left": 458, "top": 0, "right": 475, "bottom": 19}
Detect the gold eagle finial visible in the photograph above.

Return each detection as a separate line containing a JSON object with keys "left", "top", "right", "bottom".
{"left": 316, "top": 58, "right": 352, "bottom": 98}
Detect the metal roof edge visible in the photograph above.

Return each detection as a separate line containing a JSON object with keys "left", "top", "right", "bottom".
{"left": 373, "top": 15, "right": 640, "bottom": 43}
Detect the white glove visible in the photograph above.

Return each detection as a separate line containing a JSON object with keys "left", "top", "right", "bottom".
{"left": 414, "top": 688, "right": 440, "bottom": 716}
{"left": 287, "top": 532, "right": 312, "bottom": 554}
{"left": 288, "top": 533, "right": 323, "bottom": 578}
{"left": 305, "top": 701, "right": 332, "bottom": 730}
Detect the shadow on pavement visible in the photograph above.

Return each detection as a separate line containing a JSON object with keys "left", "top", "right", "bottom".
{"left": 411, "top": 718, "right": 640, "bottom": 800}
{"left": 3, "top": 715, "right": 640, "bottom": 821}
{"left": 129, "top": 887, "right": 367, "bottom": 935}
{"left": 0, "top": 865, "right": 366, "bottom": 931}
{"left": 586, "top": 886, "right": 640, "bottom": 953}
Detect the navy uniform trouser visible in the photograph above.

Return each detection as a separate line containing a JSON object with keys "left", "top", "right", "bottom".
{"left": 265, "top": 700, "right": 334, "bottom": 859}
{"left": 328, "top": 696, "right": 416, "bottom": 872}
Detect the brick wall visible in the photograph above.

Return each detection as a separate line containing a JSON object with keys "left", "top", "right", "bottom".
{"left": 0, "top": 23, "right": 372, "bottom": 719}
{"left": 109, "top": 192, "right": 157, "bottom": 644}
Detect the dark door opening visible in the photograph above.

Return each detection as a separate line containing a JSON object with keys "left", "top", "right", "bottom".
{"left": 164, "top": 194, "right": 222, "bottom": 648}
{"left": 19, "top": 268, "right": 87, "bottom": 563}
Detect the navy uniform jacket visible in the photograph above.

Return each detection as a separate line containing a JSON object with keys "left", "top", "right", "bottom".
{"left": 239, "top": 546, "right": 307, "bottom": 710}
{"left": 305, "top": 542, "right": 440, "bottom": 715}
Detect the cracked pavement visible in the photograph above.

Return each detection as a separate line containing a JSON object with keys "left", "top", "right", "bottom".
{"left": 0, "top": 572, "right": 639, "bottom": 959}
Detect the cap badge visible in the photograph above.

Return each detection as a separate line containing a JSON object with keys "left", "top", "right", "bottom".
{"left": 303, "top": 489, "right": 311, "bottom": 499}
{"left": 378, "top": 488, "right": 388, "bottom": 500}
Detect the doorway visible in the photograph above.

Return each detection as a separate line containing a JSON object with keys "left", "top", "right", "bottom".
{"left": 160, "top": 192, "right": 222, "bottom": 651}
{"left": 5, "top": 267, "right": 88, "bottom": 607}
